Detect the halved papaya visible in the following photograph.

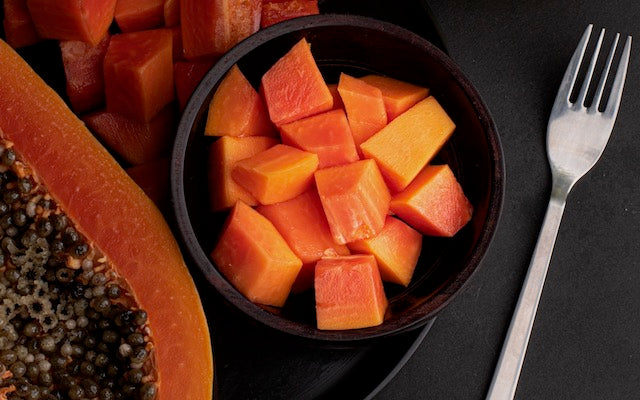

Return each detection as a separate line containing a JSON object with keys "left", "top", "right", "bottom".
{"left": 0, "top": 39, "right": 213, "bottom": 400}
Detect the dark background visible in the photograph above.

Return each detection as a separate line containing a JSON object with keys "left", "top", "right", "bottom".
{"left": 378, "top": 1, "right": 640, "bottom": 399}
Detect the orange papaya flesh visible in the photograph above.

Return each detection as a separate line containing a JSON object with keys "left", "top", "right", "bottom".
{"left": 205, "top": 64, "right": 276, "bottom": 137}
{"left": 211, "top": 201, "right": 303, "bottom": 307}
{"left": 104, "top": 28, "right": 175, "bottom": 122}
{"left": 279, "top": 108, "right": 359, "bottom": 169}
{"left": 174, "top": 60, "right": 215, "bottom": 111}
{"left": 360, "top": 96, "right": 455, "bottom": 192}
{"left": 314, "top": 255, "right": 388, "bottom": 330}
{"left": 59, "top": 33, "right": 111, "bottom": 114}
{"left": 114, "top": 0, "right": 165, "bottom": 33}
{"left": 208, "top": 136, "right": 278, "bottom": 211}
{"left": 337, "top": 73, "right": 388, "bottom": 147}
{"left": 260, "top": 38, "right": 333, "bottom": 126}
{"left": 164, "top": 0, "right": 180, "bottom": 27}
{"left": 327, "top": 83, "right": 344, "bottom": 110}
{"left": 169, "top": 25, "right": 183, "bottom": 61}
{"left": 257, "top": 189, "right": 350, "bottom": 292}
{"left": 360, "top": 74, "right": 429, "bottom": 121}
{"left": 232, "top": 144, "right": 319, "bottom": 205}
{"left": 126, "top": 157, "right": 170, "bottom": 212}
{"left": 26, "top": 0, "right": 116, "bottom": 45}
{"left": 2, "top": 0, "right": 40, "bottom": 48}
{"left": 0, "top": 38, "right": 212, "bottom": 400}
{"left": 348, "top": 216, "right": 422, "bottom": 286}
{"left": 390, "top": 164, "right": 473, "bottom": 237}
{"left": 314, "top": 159, "right": 390, "bottom": 245}
{"left": 260, "top": 0, "right": 319, "bottom": 28}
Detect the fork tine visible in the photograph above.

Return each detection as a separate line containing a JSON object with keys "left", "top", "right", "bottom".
{"left": 590, "top": 33, "right": 620, "bottom": 111}
{"left": 576, "top": 28, "right": 605, "bottom": 107}
{"left": 605, "top": 35, "right": 632, "bottom": 117}
{"left": 555, "top": 24, "right": 592, "bottom": 105}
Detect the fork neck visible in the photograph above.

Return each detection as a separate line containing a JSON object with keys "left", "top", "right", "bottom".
{"left": 550, "top": 172, "right": 574, "bottom": 204}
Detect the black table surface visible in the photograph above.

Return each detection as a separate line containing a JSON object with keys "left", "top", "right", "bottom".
{"left": 377, "top": 1, "right": 640, "bottom": 399}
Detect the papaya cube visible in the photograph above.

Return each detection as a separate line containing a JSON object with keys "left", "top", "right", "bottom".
{"left": 257, "top": 189, "right": 350, "bottom": 293}
{"left": 232, "top": 144, "right": 319, "bottom": 205}
{"left": 26, "top": 0, "right": 116, "bottom": 45}
{"left": 360, "top": 96, "right": 455, "bottom": 192}
{"left": 174, "top": 60, "right": 214, "bottom": 111}
{"left": 208, "top": 136, "right": 278, "bottom": 211}
{"left": 211, "top": 201, "right": 303, "bottom": 307}
{"left": 3, "top": 0, "right": 40, "bottom": 48}
{"left": 169, "top": 25, "right": 183, "bottom": 61}
{"left": 360, "top": 74, "right": 429, "bottom": 121}
{"left": 390, "top": 165, "right": 473, "bottom": 237}
{"left": 104, "top": 29, "right": 174, "bottom": 122}
{"left": 279, "top": 109, "right": 359, "bottom": 169}
{"left": 337, "top": 73, "right": 387, "bottom": 147}
{"left": 114, "top": 0, "right": 165, "bottom": 33}
{"left": 164, "top": 0, "right": 180, "bottom": 27}
{"left": 348, "top": 216, "right": 422, "bottom": 286}
{"left": 260, "top": 0, "right": 319, "bottom": 29}
{"left": 260, "top": 38, "right": 333, "bottom": 126}
{"left": 205, "top": 65, "right": 276, "bottom": 137}
{"left": 59, "top": 34, "right": 111, "bottom": 114}
{"left": 314, "top": 255, "right": 388, "bottom": 330}
{"left": 327, "top": 83, "right": 343, "bottom": 110}
{"left": 314, "top": 159, "right": 390, "bottom": 244}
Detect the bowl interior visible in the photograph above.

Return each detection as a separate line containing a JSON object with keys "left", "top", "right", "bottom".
{"left": 172, "top": 15, "right": 503, "bottom": 342}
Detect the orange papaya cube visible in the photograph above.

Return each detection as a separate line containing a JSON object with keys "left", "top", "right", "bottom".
{"left": 82, "top": 105, "right": 176, "bottom": 166}
{"left": 314, "top": 255, "right": 388, "bottom": 330}
{"left": 126, "top": 158, "right": 170, "bottom": 211}
{"left": 337, "top": 73, "right": 387, "bottom": 147}
{"left": 26, "top": 0, "right": 116, "bottom": 45}
{"left": 360, "top": 96, "right": 455, "bottom": 192}
{"left": 208, "top": 136, "right": 278, "bottom": 211}
{"left": 327, "top": 83, "right": 344, "bottom": 110}
{"left": 174, "top": 60, "right": 214, "bottom": 111}
{"left": 211, "top": 201, "right": 303, "bottom": 307}
{"left": 59, "top": 34, "right": 110, "bottom": 114}
{"left": 260, "top": 38, "right": 333, "bottom": 126}
{"left": 180, "top": 0, "right": 261, "bottom": 59}
{"left": 3, "top": 0, "right": 40, "bottom": 48}
{"left": 205, "top": 65, "right": 276, "bottom": 137}
{"left": 164, "top": 0, "right": 180, "bottom": 27}
{"left": 257, "top": 189, "right": 350, "bottom": 292}
{"left": 279, "top": 109, "right": 359, "bottom": 169}
{"left": 169, "top": 25, "right": 183, "bottom": 61}
{"left": 314, "top": 159, "right": 390, "bottom": 245}
{"left": 360, "top": 74, "right": 429, "bottom": 121}
{"left": 232, "top": 144, "right": 319, "bottom": 205}
{"left": 104, "top": 29, "right": 174, "bottom": 122}
{"left": 114, "top": 0, "right": 165, "bottom": 32}
{"left": 390, "top": 165, "right": 473, "bottom": 237}
{"left": 260, "top": 0, "right": 319, "bottom": 28}
{"left": 348, "top": 216, "right": 422, "bottom": 286}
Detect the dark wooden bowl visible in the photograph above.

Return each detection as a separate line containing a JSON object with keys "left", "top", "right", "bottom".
{"left": 171, "top": 14, "right": 504, "bottom": 343}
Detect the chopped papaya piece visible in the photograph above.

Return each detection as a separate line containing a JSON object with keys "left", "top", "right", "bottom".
{"left": 164, "top": 0, "right": 180, "bottom": 26}
{"left": 327, "top": 83, "right": 344, "bottom": 110}
{"left": 260, "top": 38, "right": 333, "bottom": 126}
{"left": 126, "top": 158, "right": 170, "bottom": 211}
{"left": 338, "top": 73, "right": 387, "bottom": 147}
{"left": 205, "top": 65, "right": 275, "bottom": 137}
{"left": 314, "top": 159, "right": 390, "bottom": 244}
{"left": 211, "top": 201, "right": 303, "bottom": 307}
{"left": 169, "top": 25, "right": 183, "bottom": 60}
{"left": 390, "top": 165, "right": 473, "bottom": 237}
{"left": 3, "top": 0, "right": 40, "bottom": 48}
{"left": 232, "top": 144, "right": 319, "bottom": 205}
{"left": 360, "top": 96, "right": 455, "bottom": 192}
{"left": 315, "top": 255, "right": 388, "bottom": 330}
{"left": 174, "top": 60, "right": 215, "bottom": 111}
{"left": 360, "top": 74, "right": 429, "bottom": 121}
{"left": 114, "top": 0, "right": 165, "bottom": 32}
{"left": 208, "top": 136, "right": 278, "bottom": 211}
{"left": 348, "top": 216, "right": 422, "bottom": 286}
{"left": 260, "top": 0, "right": 319, "bottom": 28}
{"left": 279, "top": 109, "right": 359, "bottom": 169}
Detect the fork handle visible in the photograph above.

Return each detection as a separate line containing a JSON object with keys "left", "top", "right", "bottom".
{"left": 486, "top": 188, "right": 568, "bottom": 400}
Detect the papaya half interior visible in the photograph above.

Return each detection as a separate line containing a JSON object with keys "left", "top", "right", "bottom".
{"left": 0, "top": 39, "right": 213, "bottom": 399}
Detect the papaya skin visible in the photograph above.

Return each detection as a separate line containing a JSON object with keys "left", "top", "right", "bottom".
{"left": 0, "top": 39, "right": 213, "bottom": 400}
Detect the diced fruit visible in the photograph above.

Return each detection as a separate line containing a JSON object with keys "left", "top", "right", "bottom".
{"left": 2, "top": 0, "right": 40, "bottom": 48}
{"left": 327, "top": 83, "right": 344, "bottom": 110}
{"left": 348, "top": 216, "right": 422, "bottom": 286}
{"left": 314, "top": 159, "right": 390, "bottom": 244}
{"left": 82, "top": 105, "right": 176, "bottom": 165}
{"left": 180, "top": 0, "right": 261, "bottom": 59}
{"left": 211, "top": 201, "right": 303, "bottom": 307}
{"left": 174, "top": 60, "right": 215, "bottom": 111}
{"left": 164, "top": 0, "right": 180, "bottom": 26}
{"left": 126, "top": 157, "right": 170, "bottom": 211}
{"left": 26, "top": 0, "right": 117, "bottom": 45}
{"left": 314, "top": 255, "right": 388, "bottom": 330}
{"left": 279, "top": 109, "right": 359, "bottom": 168}
{"left": 390, "top": 164, "right": 473, "bottom": 237}
{"left": 205, "top": 64, "right": 275, "bottom": 137}
{"left": 360, "top": 96, "right": 455, "bottom": 192}
{"left": 114, "top": 0, "right": 165, "bottom": 32}
{"left": 232, "top": 144, "right": 319, "bottom": 205}
{"left": 169, "top": 24, "right": 184, "bottom": 60}
{"left": 257, "top": 189, "right": 350, "bottom": 292}
{"left": 59, "top": 34, "right": 110, "bottom": 114}
{"left": 208, "top": 136, "right": 278, "bottom": 211}
{"left": 260, "top": 0, "right": 319, "bottom": 28}
{"left": 338, "top": 72, "right": 387, "bottom": 147}
{"left": 260, "top": 38, "right": 333, "bottom": 126}
{"left": 104, "top": 28, "right": 174, "bottom": 122}
{"left": 360, "top": 74, "right": 429, "bottom": 121}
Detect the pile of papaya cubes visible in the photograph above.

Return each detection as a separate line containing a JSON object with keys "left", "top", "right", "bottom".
{"left": 208, "top": 38, "right": 474, "bottom": 330}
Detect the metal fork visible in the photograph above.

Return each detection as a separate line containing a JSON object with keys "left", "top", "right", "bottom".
{"left": 486, "top": 25, "right": 632, "bottom": 400}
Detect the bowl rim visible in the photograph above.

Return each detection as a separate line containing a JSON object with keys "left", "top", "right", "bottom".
{"left": 171, "top": 14, "right": 505, "bottom": 342}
